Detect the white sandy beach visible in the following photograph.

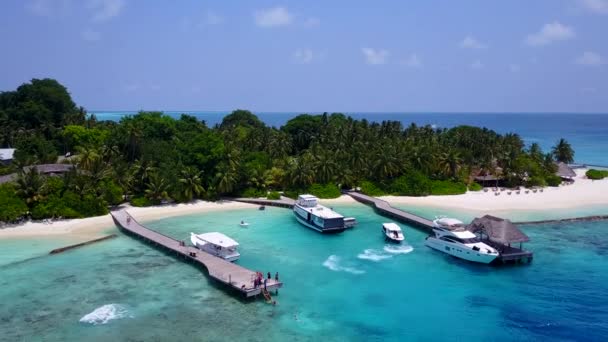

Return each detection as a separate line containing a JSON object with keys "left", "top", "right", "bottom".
{"left": 0, "top": 201, "right": 257, "bottom": 240}
{"left": 379, "top": 168, "right": 608, "bottom": 211}
{"left": 2, "top": 168, "right": 606, "bottom": 239}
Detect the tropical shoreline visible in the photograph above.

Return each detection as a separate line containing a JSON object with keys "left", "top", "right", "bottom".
{"left": 2, "top": 168, "right": 607, "bottom": 240}
{"left": 0, "top": 201, "right": 257, "bottom": 240}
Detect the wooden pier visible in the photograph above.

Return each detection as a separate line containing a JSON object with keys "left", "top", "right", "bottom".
{"left": 111, "top": 210, "right": 282, "bottom": 298}
{"left": 345, "top": 191, "right": 434, "bottom": 230}
{"left": 232, "top": 197, "right": 295, "bottom": 208}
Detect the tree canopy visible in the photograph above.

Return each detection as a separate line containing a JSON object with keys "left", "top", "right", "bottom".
{"left": 0, "top": 78, "right": 576, "bottom": 221}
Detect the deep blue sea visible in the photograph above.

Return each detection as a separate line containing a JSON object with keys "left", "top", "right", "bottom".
{"left": 1, "top": 204, "right": 607, "bottom": 341}
{"left": 91, "top": 111, "right": 608, "bottom": 166}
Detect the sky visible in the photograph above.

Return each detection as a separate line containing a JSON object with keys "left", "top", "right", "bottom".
{"left": 0, "top": 0, "right": 607, "bottom": 113}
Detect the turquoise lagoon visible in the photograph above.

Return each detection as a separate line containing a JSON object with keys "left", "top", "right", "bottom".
{"left": 1, "top": 204, "right": 607, "bottom": 341}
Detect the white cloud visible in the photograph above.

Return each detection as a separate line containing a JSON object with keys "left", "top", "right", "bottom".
{"left": 470, "top": 60, "right": 484, "bottom": 69}
{"left": 575, "top": 51, "right": 605, "bottom": 66}
{"left": 254, "top": 7, "right": 292, "bottom": 27}
{"left": 205, "top": 11, "right": 223, "bottom": 25}
{"left": 460, "top": 36, "right": 486, "bottom": 49}
{"left": 580, "top": 87, "right": 597, "bottom": 93}
{"left": 525, "top": 22, "right": 575, "bottom": 46}
{"left": 509, "top": 64, "right": 521, "bottom": 72}
{"left": 88, "top": 0, "right": 125, "bottom": 22}
{"left": 81, "top": 28, "right": 101, "bottom": 41}
{"left": 303, "top": 17, "right": 320, "bottom": 27}
{"left": 402, "top": 54, "right": 422, "bottom": 68}
{"left": 26, "top": 0, "right": 70, "bottom": 17}
{"left": 362, "top": 48, "right": 389, "bottom": 65}
{"left": 293, "top": 48, "right": 314, "bottom": 64}
{"left": 123, "top": 84, "right": 140, "bottom": 93}
{"left": 579, "top": 0, "right": 608, "bottom": 14}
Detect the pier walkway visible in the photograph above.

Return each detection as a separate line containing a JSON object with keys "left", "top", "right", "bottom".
{"left": 344, "top": 191, "right": 434, "bottom": 230}
{"left": 232, "top": 197, "right": 295, "bottom": 208}
{"left": 111, "top": 210, "right": 282, "bottom": 298}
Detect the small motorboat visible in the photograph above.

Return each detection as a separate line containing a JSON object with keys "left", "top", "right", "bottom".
{"left": 239, "top": 220, "right": 249, "bottom": 227}
{"left": 382, "top": 223, "right": 404, "bottom": 242}
{"left": 259, "top": 205, "right": 266, "bottom": 211}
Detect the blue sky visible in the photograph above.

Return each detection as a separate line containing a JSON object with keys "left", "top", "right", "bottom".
{"left": 1, "top": 0, "right": 607, "bottom": 112}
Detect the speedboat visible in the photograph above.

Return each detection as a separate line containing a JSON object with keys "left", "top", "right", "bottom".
{"left": 239, "top": 220, "right": 249, "bottom": 227}
{"left": 190, "top": 232, "right": 240, "bottom": 262}
{"left": 382, "top": 223, "right": 404, "bottom": 242}
{"left": 424, "top": 217, "right": 498, "bottom": 264}
{"left": 293, "top": 194, "right": 354, "bottom": 233}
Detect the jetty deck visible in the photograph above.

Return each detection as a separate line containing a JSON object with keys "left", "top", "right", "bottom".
{"left": 111, "top": 210, "right": 282, "bottom": 298}
{"left": 345, "top": 191, "right": 434, "bottom": 229}
{"left": 233, "top": 197, "right": 295, "bottom": 208}
{"left": 345, "top": 191, "right": 532, "bottom": 264}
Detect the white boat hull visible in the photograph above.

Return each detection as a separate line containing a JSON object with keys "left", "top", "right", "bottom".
{"left": 294, "top": 213, "right": 345, "bottom": 233}
{"left": 425, "top": 237, "right": 498, "bottom": 264}
{"left": 383, "top": 232, "right": 404, "bottom": 243}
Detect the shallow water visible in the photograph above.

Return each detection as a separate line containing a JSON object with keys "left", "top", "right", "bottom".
{"left": 1, "top": 204, "right": 607, "bottom": 341}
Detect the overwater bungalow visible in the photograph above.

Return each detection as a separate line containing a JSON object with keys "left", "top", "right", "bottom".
{"left": 467, "top": 215, "right": 533, "bottom": 264}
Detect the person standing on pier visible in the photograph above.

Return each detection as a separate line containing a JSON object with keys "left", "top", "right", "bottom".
{"left": 267, "top": 272, "right": 271, "bottom": 279}
{"left": 275, "top": 272, "right": 279, "bottom": 281}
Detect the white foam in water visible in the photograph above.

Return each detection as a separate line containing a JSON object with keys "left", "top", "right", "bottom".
{"left": 322, "top": 255, "right": 365, "bottom": 274}
{"left": 357, "top": 249, "right": 393, "bottom": 262}
{"left": 79, "top": 304, "right": 133, "bottom": 325}
{"left": 383, "top": 244, "right": 414, "bottom": 255}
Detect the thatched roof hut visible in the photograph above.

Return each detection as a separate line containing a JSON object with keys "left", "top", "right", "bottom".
{"left": 555, "top": 162, "right": 576, "bottom": 179}
{"left": 468, "top": 215, "right": 530, "bottom": 244}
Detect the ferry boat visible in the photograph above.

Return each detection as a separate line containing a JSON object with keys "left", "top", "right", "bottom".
{"left": 382, "top": 223, "right": 404, "bottom": 242}
{"left": 293, "top": 194, "right": 354, "bottom": 233}
{"left": 424, "top": 217, "right": 498, "bottom": 264}
{"left": 190, "top": 232, "right": 240, "bottom": 262}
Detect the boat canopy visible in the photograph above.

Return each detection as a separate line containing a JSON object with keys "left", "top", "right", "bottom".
{"left": 195, "top": 232, "right": 239, "bottom": 248}
{"left": 382, "top": 223, "right": 402, "bottom": 232}
{"left": 297, "top": 194, "right": 318, "bottom": 207}
{"left": 467, "top": 215, "right": 530, "bottom": 244}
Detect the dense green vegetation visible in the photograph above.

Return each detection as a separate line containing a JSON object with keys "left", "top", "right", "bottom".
{"left": 0, "top": 79, "right": 572, "bottom": 222}
{"left": 586, "top": 169, "right": 608, "bottom": 180}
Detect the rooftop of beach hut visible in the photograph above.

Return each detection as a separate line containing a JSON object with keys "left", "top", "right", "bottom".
{"left": 555, "top": 162, "right": 576, "bottom": 179}
{"left": 468, "top": 215, "right": 530, "bottom": 244}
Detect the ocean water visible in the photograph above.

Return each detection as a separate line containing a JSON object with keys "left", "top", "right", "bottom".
{"left": 91, "top": 111, "right": 608, "bottom": 166}
{"left": 1, "top": 204, "right": 607, "bottom": 341}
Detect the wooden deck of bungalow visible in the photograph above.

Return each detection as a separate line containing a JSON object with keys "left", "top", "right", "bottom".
{"left": 111, "top": 210, "right": 282, "bottom": 298}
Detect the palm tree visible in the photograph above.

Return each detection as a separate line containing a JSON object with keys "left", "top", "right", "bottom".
{"left": 215, "top": 168, "right": 238, "bottom": 194}
{"left": 145, "top": 173, "right": 169, "bottom": 204}
{"left": 179, "top": 166, "right": 205, "bottom": 201}
{"left": 76, "top": 146, "right": 99, "bottom": 171}
{"left": 552, "top": 138, "right": 574, "bottom": 164}
{"left": 439, "top": 150, "right": 463, "bottom": 179}
{"left": 125, "top": 122, "right": 142, "bottom": 162}
{"left": 15, "top": 167, "right": 46, "bottom": 205}
{"left": 287, "top": 156, "right": 315, "bottom": 188}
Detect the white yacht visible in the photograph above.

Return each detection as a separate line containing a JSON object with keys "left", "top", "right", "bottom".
{"left": 293, "top": 194, "right": 352, "bottom": 233}
{"left": 425, "top": 217, "right": 499, "bottom": 264}
{"left": 190, "top": 232, "right": 240, "bottom": 262}
{"left": 382, "top": 223, "right": 404, "bottom": 242}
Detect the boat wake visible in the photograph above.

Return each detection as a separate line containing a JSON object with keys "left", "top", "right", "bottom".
{"left": 357, "top": 249, "right": 393, "bottom": 262}
{"left": 322, "top": 255, "right": 365, "bottom": 274}
{"left": 79, "top": 304, "right": 133, "bottom": 325}
{"left": 383, "top": 244, "right": 414, "bottom": 255}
